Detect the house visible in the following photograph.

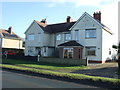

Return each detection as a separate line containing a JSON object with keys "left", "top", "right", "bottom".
{"left": 25, "top": 12, "right": 114, "bottom": 63}
{"left": 0, "top": 27, "right": 24, "bottom": 53}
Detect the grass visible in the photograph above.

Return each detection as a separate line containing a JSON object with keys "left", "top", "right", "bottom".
{"left": 1, "top": 64, "right": 120, "bottom": 85}
{"left": 2, "top": 59, "right": 87, "bottom": 71}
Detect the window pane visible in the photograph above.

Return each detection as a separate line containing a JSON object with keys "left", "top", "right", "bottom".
{"left": 38, "top": 33, "right": 41, "bottom": 42}
{"left": 75, "top": 30, "right": 79, "bottom": 40}
{"left": 85, "top": 29, "right": 96, "bottom": 38}
{"left": 56, "top": 34, "right": 61, "bottom": 40}
{"left": 65, "top": 33, "right": 71, "bottom": 40}
{"left": 64, "top": 48, "right": 73, "bottom": 58}
{"left": 86, "top": 47, "right": 96, "bottom": 56}
{"left": 28, "top": 34, "right": 34, "bottom": 40}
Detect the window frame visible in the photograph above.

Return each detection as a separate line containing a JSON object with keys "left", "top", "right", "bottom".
{"left": 38, "top": 33, "right": 41, "bottom": 42}
{"left": 63, "top": 48, "right": 73, "bottom": 59}
{"left": 86, "top": 46, "right": 96, "bottom": 56}
{"left": 75, "top": 30, "right": 79, "bottom": 41}
{"left": 85, "top": 29, "right": 96, "bottom": 39}
{"left": 65, "top": 33, "right": 71, "bottom": 41}
{"left": 56, "top": 34, "right": 61, "bottom": 40}
{"left": 28, "top": 34, "right": 34, "bottom": 41}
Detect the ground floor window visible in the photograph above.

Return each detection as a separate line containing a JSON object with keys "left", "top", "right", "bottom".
{"left": 64, "top": 48, "right": 73, "bottom": 58}
{"left": 86, "top": 46, "right": 96, "bottom": 56}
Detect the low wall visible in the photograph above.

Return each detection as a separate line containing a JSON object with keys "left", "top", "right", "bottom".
{"left": 39, "top": 58, "right": 87, "bottom": 66}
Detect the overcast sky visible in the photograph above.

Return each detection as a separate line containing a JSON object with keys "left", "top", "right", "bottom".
{"left": 0, "top": 0, "right": 119, "bottom": 44}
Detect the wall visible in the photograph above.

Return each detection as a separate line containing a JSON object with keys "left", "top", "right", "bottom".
{"left": 102, "top": 29, "right": 113, "bottom": 62}
{"left": 2, "top": 38, "right": 23, "bottom": 49}
{"left": 25, "top": 21, "right": 44, "bottom": 56}
{"left": 71, "top": 13, "right": 102, "bottom": 62}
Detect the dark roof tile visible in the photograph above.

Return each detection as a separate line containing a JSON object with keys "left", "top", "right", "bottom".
{"left": 35, "top": 20, "right": 76, "bottom": 34}
{"left": 58, "top": 40, "right": 83, "bottom": 47}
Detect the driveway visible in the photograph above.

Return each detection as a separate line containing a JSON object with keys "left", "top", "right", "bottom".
{"left": 72, "top": 62, "right": 120, "bottom": 79}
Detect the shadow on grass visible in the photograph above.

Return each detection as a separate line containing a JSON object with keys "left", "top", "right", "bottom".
{"left": 71, "top": 67, "right": 120, "bottom": 79}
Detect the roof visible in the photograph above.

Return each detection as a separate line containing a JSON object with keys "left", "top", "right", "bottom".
{"left": 35, "top": 20, "right": 76, "bottom": 34}
{"left": 27, "top": 12, "right": 112, "bottom": 34}
{"left": 69, "top": 12, "right": 112, "bottom": 34}
{"left": 0, "top": 29, "right": 22, "bottom": 40}
{"left": 58, "top": 40, "right": 84, "bottom": 47}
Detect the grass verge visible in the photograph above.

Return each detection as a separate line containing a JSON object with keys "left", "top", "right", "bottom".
{"left": 2, "top": 59, "right": 87, "bottom": 71}
{"left": 1, "top": 64, "right": 120, "bottom": 85}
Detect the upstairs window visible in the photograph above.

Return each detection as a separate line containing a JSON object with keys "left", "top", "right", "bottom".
{"left": 56, "top": 34, "right": 61, "bottom": 40}
{"left": 38, "top": 33, "right": 41, "bottom": 42}
{"left": 75, "top": 30, "right": 79, "bottom": 40}
{"left": 28, "top": 34, "right": 34, "bottom": 41}
{"left": 65, "top": 33, "right": 71, "bottom": 41}
{"left": 85, "top": 29, "right": 96, "bottom": 38}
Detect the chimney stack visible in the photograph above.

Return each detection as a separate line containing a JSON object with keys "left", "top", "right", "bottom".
{"left": 66, "top": 16, "right": 72, "bottom": 23}
{"left": 41, "top": 18, "right": 47, "bottom": 24}
{"left": 93, "top": 11, "right": 101, "bottom": 22}
{"left": 8, "top": 26, "right": 12, "bottom": 34}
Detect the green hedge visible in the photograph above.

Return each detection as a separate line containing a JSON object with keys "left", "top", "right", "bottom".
{"left": 38, "top": 58, "right": 87, "bottom": 66}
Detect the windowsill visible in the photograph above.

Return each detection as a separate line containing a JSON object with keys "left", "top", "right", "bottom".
{"left": 85, "top": 55, "right": 96, "bottom": 56}
{"left": 85, "top": 37, "right": 96, "bottom": 39}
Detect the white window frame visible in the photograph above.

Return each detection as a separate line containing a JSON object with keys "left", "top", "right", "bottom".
{"left": 38, "top": 33, "right": 41, "bottom": 42}
{"left": 56, "top": 34, "right": 61, "bottom": 40}
{"left": 85, "top": 29, "right": 96, "bottom": 38}
{"left": 28, "top": 34, "right": 34, "bottom": 41}
{"left": 86, "top": 46, "right": 96, "bottom": 56}
{"left": 75, "top": 30, "right": 79, "bottom": 40}
{"left": 65, "top": 33, "right": 71, "bottom": 41}
{"left": 63, "top": 48, "right": 73, "bottom": 58}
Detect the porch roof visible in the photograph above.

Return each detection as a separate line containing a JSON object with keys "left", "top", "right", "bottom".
{"left": 58, "top": 40, "right": 83, "bottom": 47}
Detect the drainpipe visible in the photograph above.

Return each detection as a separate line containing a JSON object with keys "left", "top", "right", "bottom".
{"left": 54, "top": 34, "right": 56, "bottom": 57}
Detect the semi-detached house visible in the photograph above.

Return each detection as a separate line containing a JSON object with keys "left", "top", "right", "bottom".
{"left": 25, "top": 12, "right": 114, "bottom": 63}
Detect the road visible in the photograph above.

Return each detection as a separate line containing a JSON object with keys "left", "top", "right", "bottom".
{"left": 1, "top": 70, "right": 109, "bottom": 88}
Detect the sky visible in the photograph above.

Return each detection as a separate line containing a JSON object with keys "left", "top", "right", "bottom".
{"left": 0, "top": 0, "right": 119, "bottom": 44}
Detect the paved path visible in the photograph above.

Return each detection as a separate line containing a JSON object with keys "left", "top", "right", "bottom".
{"left": 72, "top": 62, "right": 120, "bottom": 79}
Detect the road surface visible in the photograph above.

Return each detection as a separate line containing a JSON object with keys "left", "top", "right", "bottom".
{"left": 1, "top": 70, "right": 110, "bottom": 88}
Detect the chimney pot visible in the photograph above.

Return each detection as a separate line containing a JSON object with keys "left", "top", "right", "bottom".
{"left": 41, "top": 18, "right": 47, "bottom": 24}
{"left": 93, "top": 11, "right": 101, "bottom": 22}
{"left": 8, "top": 26, "right": 12, "bottom": 34}
{"left": 66, "top": 16, "right": 72, "bottom": 23}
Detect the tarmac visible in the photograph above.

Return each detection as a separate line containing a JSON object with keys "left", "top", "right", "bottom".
{"left": 71, "top": 61, "right": 120, "bottom": 79}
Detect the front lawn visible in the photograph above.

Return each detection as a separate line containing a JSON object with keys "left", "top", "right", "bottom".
{"left": 1, "top": 64, "right": 120, "bottom": 86}
{"left": 2, "top": 59, "right": 87, "bottom": 72}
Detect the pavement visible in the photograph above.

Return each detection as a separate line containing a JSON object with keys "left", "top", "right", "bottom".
{"left": 71, "top": 62, "right": 120, "bottom": 79}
